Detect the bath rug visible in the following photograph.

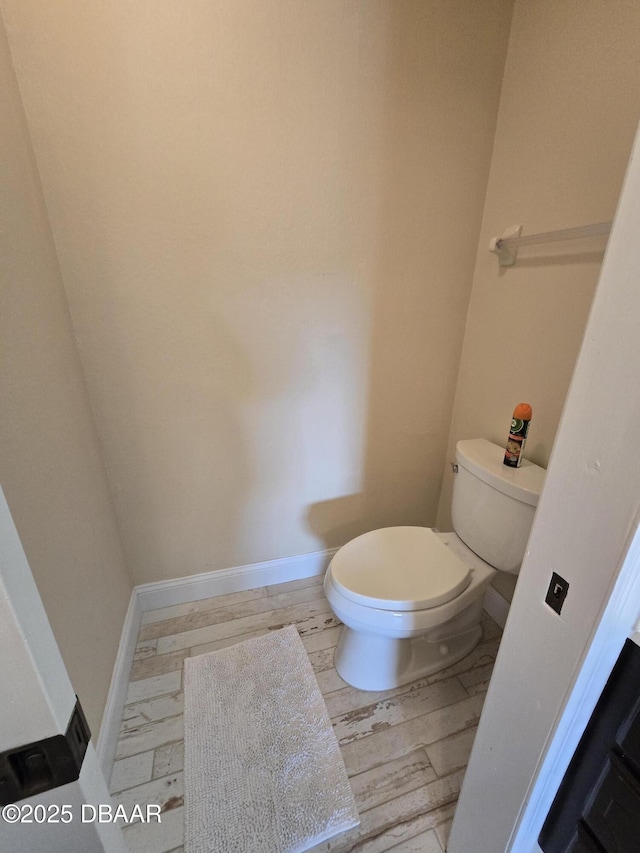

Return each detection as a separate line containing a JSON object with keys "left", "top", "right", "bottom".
{"left": 183, "top": 625, "right": 359, "bottom": 853}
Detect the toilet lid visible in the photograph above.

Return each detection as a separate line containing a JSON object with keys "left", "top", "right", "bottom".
{"left": 329, "top": 527, "right": 471, "bottom": 611}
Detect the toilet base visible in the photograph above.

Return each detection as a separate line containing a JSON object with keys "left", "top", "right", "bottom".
{"left": 333, "top": 598, "right": 484, "bottom": 691}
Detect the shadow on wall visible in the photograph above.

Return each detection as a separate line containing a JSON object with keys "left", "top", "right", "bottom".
{"left": 306, "top": 2, "right": 512, "bottom": 551}
{"left": 19, "top": 1, "right": 511, "bottom": 581}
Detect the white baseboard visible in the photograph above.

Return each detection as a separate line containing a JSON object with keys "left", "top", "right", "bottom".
{"left": 96, "top": 588, "right": 142, "bottom": 779}
{"left": 99, "top": 545, "right": 509, "bottom": 781}
{"left": 135, "top": 547, "right": 337, "bottom": 613}
{"left": 98, "top": 547, "right": 337, "bottom": 780}
{"left": 483, "top": 584, "right": 510, "bottom": 629}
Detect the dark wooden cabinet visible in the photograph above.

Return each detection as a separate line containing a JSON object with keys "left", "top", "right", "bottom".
{"left": 582, "top": 752, "right": 640, "bottom": 850}
{"left": 539, "top": 639, "right": 640, "bottom": 853}
{"left": 617, "top": 695, "right": 640, "bottom": 778}
{"left": 565, "top": 823, "right": 608, "bottom": 852}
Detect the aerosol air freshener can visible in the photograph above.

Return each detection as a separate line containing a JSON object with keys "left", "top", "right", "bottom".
{"left": 503, "top": 403, "right": 532, "bottom": 468}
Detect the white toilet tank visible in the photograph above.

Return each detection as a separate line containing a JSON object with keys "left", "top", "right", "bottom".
{"left": 451, "top": 438, "right": 546, "bottom": 574}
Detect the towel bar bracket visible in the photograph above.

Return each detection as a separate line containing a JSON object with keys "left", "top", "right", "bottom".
{"left": 489, "top": 224, "right": 522, "bottom": 267}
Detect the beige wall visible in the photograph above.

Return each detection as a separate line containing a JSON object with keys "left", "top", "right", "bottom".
{"left": 450, "top": 121, "right": 640, "bottom": 853}
{"left": 1, "top": 0, "right": 513, "bottom": 583}
{"left": 437, "top": 0, "right": 640, "bottom": 602}
{"left": 0, "top": 16, "right": 132, "bottom": 735}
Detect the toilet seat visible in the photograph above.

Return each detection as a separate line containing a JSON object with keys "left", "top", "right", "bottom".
{"left": 329, "top": 526, "right": 471, "bottom": 612}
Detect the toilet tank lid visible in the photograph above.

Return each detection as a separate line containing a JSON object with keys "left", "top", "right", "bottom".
{"left": 456, "top": 438, "right": 546, "bottom": 507}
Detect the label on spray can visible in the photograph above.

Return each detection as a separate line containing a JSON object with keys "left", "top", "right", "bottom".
{"left": 504, "top": 403, "right": 532, "bottom": 468}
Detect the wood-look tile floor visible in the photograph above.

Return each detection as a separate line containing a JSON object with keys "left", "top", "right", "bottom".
{"left": 110, "top": 575, "right": 502, "bottom": 853}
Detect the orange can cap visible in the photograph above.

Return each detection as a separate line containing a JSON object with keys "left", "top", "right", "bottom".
{"left": 513, "top": 403, "right": 532, "bottom": 420}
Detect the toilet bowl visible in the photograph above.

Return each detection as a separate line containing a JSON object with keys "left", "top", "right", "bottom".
{"left": 324, "top": 439, "right": 545, "bottom": 691}
{"left": 324, "top": 528, "right": 495, "bottom": 690}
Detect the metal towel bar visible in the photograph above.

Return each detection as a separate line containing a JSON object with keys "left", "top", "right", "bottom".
{"left": 490, "top": 221, "right": 611, "bottom": 267}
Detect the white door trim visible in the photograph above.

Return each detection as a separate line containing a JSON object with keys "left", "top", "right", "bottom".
{"left": 0, "top": 487, "right": 127, "bottom": 852}
{"left": 509, "top": 516, "right": 640, "bottom": 852}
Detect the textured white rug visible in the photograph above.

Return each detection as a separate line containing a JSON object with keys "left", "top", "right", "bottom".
{"left": 183, "top": 625, "right": 359, "bottom": 853}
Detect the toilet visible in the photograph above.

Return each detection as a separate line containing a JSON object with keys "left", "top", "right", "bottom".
{"left": 323, "top": 438, "right": 545, "bottom": 690}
